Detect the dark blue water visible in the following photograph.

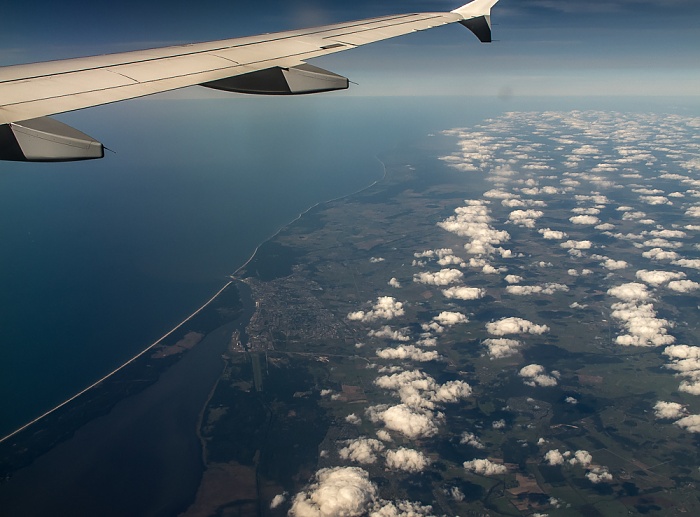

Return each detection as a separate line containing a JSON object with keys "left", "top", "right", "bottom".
{"left": 1, "top": 95, "right": 697, "bottom": 436}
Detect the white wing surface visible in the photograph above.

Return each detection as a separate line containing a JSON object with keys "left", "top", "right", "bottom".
{"left": 0, "top": 0, "right": 499, "bottom": 161}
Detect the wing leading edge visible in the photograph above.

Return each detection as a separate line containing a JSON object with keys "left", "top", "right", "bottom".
{"left": 0, "top": 0, "right": 500, "bottom": 162}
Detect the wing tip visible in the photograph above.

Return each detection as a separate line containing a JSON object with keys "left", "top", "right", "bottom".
{"left": 451, "top": 0, "right": 499, "bottom": 18}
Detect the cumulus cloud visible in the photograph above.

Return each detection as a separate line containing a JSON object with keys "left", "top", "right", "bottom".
{"left": 437, "top": 201, "right": 511, "bottom": 257}
{"left": 366, "top": 404, "right": 438, "bottom": 440}
{"left": 433, "top": 311, "right": 468, "bottom": 326}
{"left": 544, "top": 450, "right": 565, "bottom": 466}
{"left": 348, "top": 297, "right": 405, "bottom": 323}
{"left": 607, "top": 283, "right": 650, "bottom": 302}
{"left": 635, "top": 269, "right": 686, "bottom": 286}
{"left": 509, "top": 209, "right": 544, "bottom": 228}
{"left": 602, "top": 259, "right": 628, "bottom": 271}
{"left": 345, "top": 414, "right": 362, "bottom": 426}
{"left": 519, "top": 364, "right": 559, "bottom": 387}
{"left": 384, "top": 448, "right": 429, "bottom": 473}
{"left": 270, "top": 492, "right": 287, "bottom": 509}
{"left": 339, "top": 438, "right": 386, "bottom": 465}
{"left": 506, "top": 283, "right": 569, "bottom": 296}
{"left": 504, "top": 274, "right": 523, "bottom": 284}
{"left": 685, "top": 206, "right": 700, "bottom": 218}
{"left": 675, "top": 414, "right": 700, "bottom": 433}
{"left": 413, "top": 268, "right": 464, "bottom": 286}
{"left": 643, "top": 248, "right": 680, "bottom": 261}
{"left": 667, "top": 279, "right": 700, "bottom": 293}
{"left": 483, "top": 338, "right": 521, "bottom": 359}
{"left": 289, "top": 467, "right": 377, "bottom": 517}
{"left": 460, "top": 432, "right": 485, "bottom": 449}
{"left": 610, "top": 302, "right": 674, "bottom": 347}
{"left": 586, "top": 467, "right": 613, "bottom": 484}
{"left": 374, "top": 369, "right": 472, "bottom": 410}
{"left": 442, "top": 286, "right": 485, "bottom": 300}
{"left": 388, "top": 278, "right": 401, "bottom": 288}
{"left": 376, "top": 345, "right": 439, "bottom": 362}
{"left": 569, "top": 215, "right": 600, "bottom": 225}
{"left": 463, "top": 459, "right": 507, "bottom": 476}
{"left": 541, "top": 228, "right": 570, "bottom": 242}
{"left": 486, "top": 317, "right": 549, "bottom": 336}
{"left": 653, "top": 401, "right": 686, "bottom": 420}
{"left": 368, "top": 326, "right": 410, "bottom": 342}
{"left": 560, "top": 240, "right": 592, "bottom": 250}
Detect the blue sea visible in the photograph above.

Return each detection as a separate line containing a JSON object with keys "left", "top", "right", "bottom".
{"left": 1, "top": 94, "right": 697, "bottom": 436}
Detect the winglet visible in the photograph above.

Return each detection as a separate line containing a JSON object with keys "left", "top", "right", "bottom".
{"left": 451, "top": 0, "right": 500, "bottom": 43}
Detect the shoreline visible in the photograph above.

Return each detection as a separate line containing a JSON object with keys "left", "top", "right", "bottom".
{"left": 0, "top": 156, "right": 387, "bottom": 447}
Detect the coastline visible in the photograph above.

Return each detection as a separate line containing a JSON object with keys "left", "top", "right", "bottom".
{"left": 229, "top": 156, "right": 388, "bottom": 281}
{"left": 0, "top": 155, "right": 386, "bottom": 479}
{"left": 0, "top": 281, "right": 232, "bottom": 446}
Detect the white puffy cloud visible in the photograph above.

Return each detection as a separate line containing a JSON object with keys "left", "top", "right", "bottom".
{"left": 519, "top": 364, "right": 559, "bottom": 387}
{"left": 640, "top": 195, "right": 671, "bottom": 206}
{"left": 635, "top": 269, "right": 686, "bottom": 286}
{"left": 486, "top": 317, "right": 549, "bottom": 336}
{"left": 369, "top": 500, "right": 435, "bottom": 516}
{"left": 504, "top": 274, "right": 523, "bottom": 284}
{"left": 643, "top": 248, "right": 680, "bottom": 261}
{"left": 610, "top": 302, "right": 674, "bottom": 347}
{"left": 388, "top": 278, "right": 401, "bottom": 288}
{"left": 376, "top": 430, "right": 392, "bottom": 442}
{"left": 685, "top": 206, "right": 700, "bottom": 218}
{"left": 433, "top": 380, "right": 473, "bottom": 402}
{"left": 442, "top": 286, "right": 485, "bottom": 300}
{"left": 492, "top": 419, "right": 506, "bottom": 430}
{"left": 506, "top": 283, "right": 569, "bottom": 296}
{"left": 339, "top": 438, "right": 386, "bottom": 465}
{"left": 437, "top": 201, "right": 511, "bottom": 257}
{"left": 560, "top": 240, "right": 592, "bottom": 250}
{"left": 376, "top": 345, "right": 439, "bottom": 362}
{"left": 460, "top": 432, "right": 485, "bottom": 449}
{"left": 370, "top": 257, "right": 385, "bottom": 263}
{"left": 374, "top": 369, "right": 472, "bottom": 410}
{"left": 483, "top": 338, "right": 521, "bottom": 359}
{"left": 384, "top": 448, "right": 429, "bottom": 473}
{"left": 667, "top": 279, "right": 700, "bottom": 293}
{"left": 653, "top": 401, "right": 686, "bottom": 420}
{"left": 586, "top": 467, "right": 613, "bottom": 484}
{"left": 544, "top": 450, "right": 565, "bottom": 466}
{"left": 509, "top": 209, "right": 544, "bottom": 228}
{"left": 664, "top": 344, "right": 700, "bottom": 359}
{"left": 368, "top": 326, "right": 410, "bottom": 342}
{"left": 345, "top": 414, "right": 362, "bottom": 426}
{"left": 270, "top": 493, "right": 287, "bottom": 509}
{"left": 413, "top": 268, "right": 464, "bottom": 286}
{"left": 673, "top": 258, "right": 700, "bottom": 270}
{"left": 348, "top": 297, "right": 405, "bottom": 323}
{"left": 569, "top": 215, "right": 600, "bottom": 225}
{"left": 602, "top": 259, "right": 628, "bottom": 271}
{"left": 463, "top": 459, "right": 507, "bottom": 476}
{"left": 366, "top": 404, "right": 438, "bottom": 440}
{"left": 433, "top": 311, "right": 468, "bottom": 326}
{"left": 570, "top": 450, "right": 592, "bottom": 467}
{"left": 289, "top": 467, "right": 377, "bottom": 517}
{"left": 538, "top": 228, "right": 567, "bottom": 240}
{"left": 607, "top": 283, "right": 650, "bottom": 302}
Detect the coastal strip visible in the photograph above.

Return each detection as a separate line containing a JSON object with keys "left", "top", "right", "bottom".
{"left": 0, "top": 280, "right": 233, "bottom": 445}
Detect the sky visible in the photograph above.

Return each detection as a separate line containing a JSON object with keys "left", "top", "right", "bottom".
{"left": 2, "top": 0, "right": 699, "bottom": 97}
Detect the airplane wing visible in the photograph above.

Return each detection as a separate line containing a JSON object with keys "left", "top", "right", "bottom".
{"left": 0, "top": 0, "right": 499, "bottom": 162}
